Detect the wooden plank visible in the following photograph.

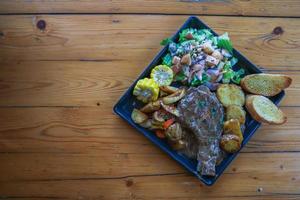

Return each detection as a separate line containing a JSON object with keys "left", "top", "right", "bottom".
{"left": 0, "top": 15, "right": 300, "bottom": 70}
{"left": 0, "top": 153, "right": 299, "bottom": 200}
{"left": 0, "top": 61, "right": 298, "bottom": 106}
{"left": 0, "top": 0, "right": 300, "bottom": 17}
{"left": 0, "top": 107, "right": 299, "bottom": 154}
{"left": 0, "top": 107, "right": 299, "bottom": 199}
{"left": 1, "top": 177, "right": 300, "bottom": 200}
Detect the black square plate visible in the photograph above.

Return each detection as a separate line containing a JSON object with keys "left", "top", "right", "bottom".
{"left": 113, "top": 16, "right": 285, "bottom": 186}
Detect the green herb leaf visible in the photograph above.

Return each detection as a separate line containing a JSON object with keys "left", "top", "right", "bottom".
{"left": 179, "top": 29, "right": 190, "bottom": 43}
{"left": 160, "top": 37, "right": 172, "bottom": 46}
{"left": 231, "top": 68, "right": 245, "bottom": 84}
{"left": 174, "top": 72, "right": 186, "bottom": 82}
{"left": 193, "top": 34, "right": 206, "bottom": 42}
{"left": 190, "top": 75, "right": 201, "bottom": 86}
{"left": 189, "top": 73, "right": 210, "bottom": 86}
{"left": 162, "top": 53, "right": 172, "bottom": 67}
{"left": 217, "top": 32, "right": 233, "bottom": 53}
{"left": 201, "top": 29, "right": 213, "bottom": 38}
{"left": 223, "top": 61, "right": 231, "bottom": 71}
{"left": 201, "top": 73, "right": 211, "bottom": 83}
{"left": 222, "top": 77, "right": 231, "bottom": 84}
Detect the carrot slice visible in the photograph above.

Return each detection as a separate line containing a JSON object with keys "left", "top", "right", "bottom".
{"left": 155, "top": 130, "right": 166, "bottom": 138}
{"left": 163, "top": 118, "right": 175, "bottom": 129}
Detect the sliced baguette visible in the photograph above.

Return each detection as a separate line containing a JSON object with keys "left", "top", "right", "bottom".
{"left": 241, "top": 73, "right": 292, "bottom": 96}
{"left": 245, "top": 95, "right": 287, "bottom": 124}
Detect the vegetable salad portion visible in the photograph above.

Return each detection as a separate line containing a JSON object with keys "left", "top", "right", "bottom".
{"left": 132, "top": 28, "right": 244, "bottom": 104}
{"left": 161, "top": 28, "right": 244, "bottom": 90}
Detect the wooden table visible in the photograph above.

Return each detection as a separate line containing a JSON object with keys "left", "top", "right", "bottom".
{"left": 0, "top": 1, "right": 300, "bottom": 199}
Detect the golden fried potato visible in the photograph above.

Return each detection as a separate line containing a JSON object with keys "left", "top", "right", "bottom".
{"left": 220, "top": 134, "right": 241, "bottom": 153}
{"left": 223, "top": 119, "right": 243, "bottom": 141}
{"left": 161, "top": 103, "right": 180, "bottom": 117}
{"left": 162, "top": 88, "right": 186, "bottom": 105}
{"left": 159, "top": 90, "right": 169, "bottom": 97}
{"left": 139, "top": 119, "right": 152, "bottom": 128}
{"left": 131, "top": 109, "right": 148, "bottom": 124}
{"left": 217, "top": 84, "right": 245, "bottom": 107}
{"left": 160, "top": 85, "right": 179, "bottom": 94}
{"left": 226, "top": 105, "right": 246, "bottom": 124}
{"left": 153, "top": 110, "right": 167, "bottom": 123}
{"left": 165, "top": 123, "right": 184, "bottom": 141}
{"left": 140, "top": 100, "right": 161, "bottom": 113}
{"left": 149, "top": 123, "right": 164, "bottom": 130}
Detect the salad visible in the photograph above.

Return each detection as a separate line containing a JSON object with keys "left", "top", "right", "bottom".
{"left": 132, "top": 28, "right": 244, "bottom": 105}
{"left": 161, "top": 28, "right": 244, "bottom": 89}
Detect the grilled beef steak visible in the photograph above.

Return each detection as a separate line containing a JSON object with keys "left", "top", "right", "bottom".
{"left": 177, "top": 85, "right": 224, "bottom": 176}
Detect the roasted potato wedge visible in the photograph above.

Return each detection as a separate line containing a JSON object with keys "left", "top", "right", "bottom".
{"left": 226, "top": 105, "right": 246, "bottom": 124}
{"left": 220, "top": 134, "right": 241, "bottom": 153}
{"left": 165, "top": 123, "right": 184, "bottom": 141}
{"left": 139, "top": 119, "right": 152, "bottom": 128}
{"left": 149, "top": 121, "right": 164, "bottom": 130}
{"left": 162, "top": 88, "right": 186, "bottom": 105}
{"left": 159, "top": 90, "right": 169, "bottom": 97}
{"left": 223, "top": 119, "right": 243, "bottom": 141}
{"left": 217, "top": 84, "right": 245, "bottom": 107}
{"left": 140, "top": 100, "right": 161, "bottom": 113}
{"left": 161, "top": 103, "right": 180, "bottom": 117}
{"left": 153, "top": 110, "right": 169, "bottom": 123}
{"left": 131, "top": 109, "right": 148, "bottom": 124}
{"left": 150, "top": 125, "right": 164, "bottom": 130}
{"left": 151, "top": 119, "right": 164, "bottom": 126}
{"left": 159, "top": 85, "right": 179, "bottom": 94}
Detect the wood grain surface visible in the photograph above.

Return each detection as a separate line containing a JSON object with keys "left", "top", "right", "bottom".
{"left": 1, "top": 15, "right": 300, "bottom": 70}
{"left": 0, "top": 0, "right": 300, "bottom": 17}
{"left": 0, "top": 2, "right": 300, "bottom": 200}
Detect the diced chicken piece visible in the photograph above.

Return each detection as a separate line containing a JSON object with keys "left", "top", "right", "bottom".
{"left": 202, "top": 42, "right": 214, "bottom": 54}
{"left": 212, "top": 50, "right": 223, "bottom": 60}
{"left": 180, "top": 54, "right": 192, "bottom": 66}
{"left": 206, "top": 55, "right": 220, "bottom": 67}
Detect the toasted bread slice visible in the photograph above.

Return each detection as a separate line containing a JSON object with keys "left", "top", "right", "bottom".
{"left": 245, "top": 95, "right": 287, "bottom": 124}
{"left": 217, "top": 84, "right": 245, "bottom": 107}
{"left": 226, "top": 105, "right": 246, "bottom": 124}
{"left": 241, "top": 73, "right": 292, "bottom": 96}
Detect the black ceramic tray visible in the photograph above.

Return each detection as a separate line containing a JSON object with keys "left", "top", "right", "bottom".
{"left": 113, "top": 16, "right": 285, "bottom": 186}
